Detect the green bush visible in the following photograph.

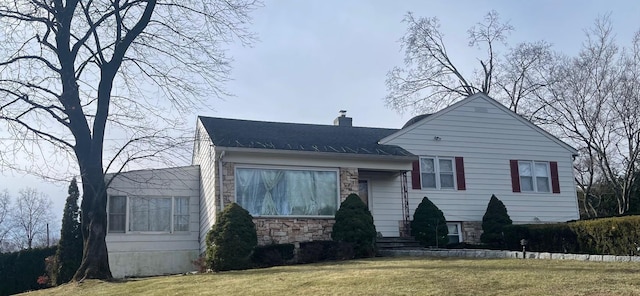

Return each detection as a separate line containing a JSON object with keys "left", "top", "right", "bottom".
{"left": 504, "top": 223, "right": 579, "bottom": 253}
{"left": 0, "top": 246, "right": 57, "bottom": 295}
{"left": 252, "top": 243, "right": 295, "bottom": 267}
{"left": 571, "top": 216, "right": 640, "bottom": 255}
{"left": 298, "top": 240, "right": 354, "bottom": 264}
{"left": 480, "top": 195, "right": 512, "bottom": 247}
{"left": 410, "top": 196, "right": 448, "bottom": 247}
{"left": 331, "top": 193, "right": 376, "bottom": 258}
{"left": 503, "top": 216, "right": 640, "bottom": 255}
{"left": 205, "top": 203, "right": 257, "bottom": 271}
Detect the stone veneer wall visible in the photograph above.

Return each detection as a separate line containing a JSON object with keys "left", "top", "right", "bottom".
{"left": 217, "top": 162, "right": 359, "bottom": 245}
{"left": 461, "top": 221, "right": 483, "bottom": 243}
{"left": 254, "top": 218, "right": 335, "bottom": 245}
{"left": 339, "top": 167, "right": 358, "bottom": 202}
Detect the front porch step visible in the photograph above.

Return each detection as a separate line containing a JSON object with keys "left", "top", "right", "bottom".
{"left": 376, "top": 237, "right": 423, "bottom": 250}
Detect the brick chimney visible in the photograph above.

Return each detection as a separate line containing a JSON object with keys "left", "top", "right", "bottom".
{"left": 334, "top": 110, "right": 352, "bottom": 127}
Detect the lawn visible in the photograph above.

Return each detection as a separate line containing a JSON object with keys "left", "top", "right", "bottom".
{"left": 23, "top": 257, "right": 640, "bottom": 295}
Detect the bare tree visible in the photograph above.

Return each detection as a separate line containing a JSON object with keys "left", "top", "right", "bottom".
{"left": 540, "top": 16, "right": 639, "bottom": 216}
{"left": 9, "top": 188, "right": 54, "bottom": 249}
{"left": 385, "top": 10, "right": 554, "bottom": 121}
{"left": 0, "top": 0, "right": 258, "bottom": 280}
{"left": 0, "top": 190, "right": 10, "bottom": 251}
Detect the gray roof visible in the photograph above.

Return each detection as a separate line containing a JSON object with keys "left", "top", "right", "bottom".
{"left": 198, "top": 116, "right": 414, "bottom": 157}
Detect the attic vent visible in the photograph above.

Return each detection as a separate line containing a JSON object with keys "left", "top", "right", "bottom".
{"left": 474, "top": 107, "right": 488, "bottom": 113}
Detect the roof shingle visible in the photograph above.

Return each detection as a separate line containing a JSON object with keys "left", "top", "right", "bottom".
{"left": 198, "top": 116, "right": 414, "bottom": 157}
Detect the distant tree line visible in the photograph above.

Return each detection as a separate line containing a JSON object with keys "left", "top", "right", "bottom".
{"left": 0, "top": 188, "right": 55, "bottom": 252}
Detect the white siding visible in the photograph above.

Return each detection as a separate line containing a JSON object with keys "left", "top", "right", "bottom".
{"left": 106, "top": 165, "right": 200, "bottom": 278}
{"left": 381, "top": 95, "right": 580, "bottom": 231}
{"left": 192, "top": 119, "right": 218, "bottom": 253}
{"left": 359, "top": 172, "right": 403, "bottom": 237}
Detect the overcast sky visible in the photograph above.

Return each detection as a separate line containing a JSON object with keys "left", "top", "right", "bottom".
{"left": 2, "top": 0, "right": 640, "bottom": 227}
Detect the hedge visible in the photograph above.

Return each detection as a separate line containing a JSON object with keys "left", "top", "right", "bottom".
{"left": 252, "top": 243, "right": 295, "bottom": 267}
{"left": 0, "top": 246, "right": 57, "bottom": 296}
{"left": 298, "top": 241, "right": 354, "bottom": 264}
{"left": 504, "top": 215, "right": 640, "bottom": 256}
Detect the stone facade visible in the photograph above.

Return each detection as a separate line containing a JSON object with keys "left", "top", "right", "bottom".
{"left": 216, "top": 163, "right": 358, "bottom": 245}
{"left": 461, "top": 221, "right": 483, "bottom": 243}
{"left": 339, "top": 167, "right": 359, "bottom": 202}
{"left": 254, "top": 218, "right": 335, "bottom": 245}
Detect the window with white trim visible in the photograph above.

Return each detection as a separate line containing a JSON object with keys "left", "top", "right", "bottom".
{"left": 107, "top": 196, "right": 190, "bottom": 233}
{"left": 236, "top": 167, "right": 339, "bottom": 217}
{"left": 518, "top": 161, "right": 550, "bottom": 192}
{"left": 447, "top": 222, "right": 462, "bottom": 244}
{"left": 420, "top": 157, "right": 455, "bottom": 189}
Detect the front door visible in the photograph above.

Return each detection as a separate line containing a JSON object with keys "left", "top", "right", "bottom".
{"left": 358, "top": 179, "right": 369, "bottom": 207}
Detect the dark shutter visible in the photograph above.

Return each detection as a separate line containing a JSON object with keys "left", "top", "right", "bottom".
{"left": 411, "top": 160, "right": 421, "bottom": 189}
{"left": 510, "top": 160, "right": 521, "bottom": 193}
{"left": 455, "top": 157, "right": 466, "bottom": 190}
{"left": 550, "top": 161, "right": 560, "bottom": 193}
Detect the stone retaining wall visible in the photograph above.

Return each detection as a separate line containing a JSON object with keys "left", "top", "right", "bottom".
{"left": 379, "top": 248, "right": 640, "bottom": 262}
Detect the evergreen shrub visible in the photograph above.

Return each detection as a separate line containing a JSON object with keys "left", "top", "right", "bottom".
{"left": 205, "top": 203, "right": 257, "bottom": 271}
{"left": 410, "top": 196, "right": 448, "bottom": 247}
{"left": 480, "top": 195, "right": 512, "bottom": 247}
{"left": 331, "top": 193, "right": 376, "bottom": 258}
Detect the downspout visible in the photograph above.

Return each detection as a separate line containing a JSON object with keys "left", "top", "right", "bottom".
{"left": 218, "top": 150, "right": 226, "bottom": 212}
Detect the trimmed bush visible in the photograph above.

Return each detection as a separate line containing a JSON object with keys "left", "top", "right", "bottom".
{"left": 252, "top": 243, "right": 295, "bottom": 267}
{"left": 503, "top": 216, "right": 640, "bottom": 256}
{"left": 410, "top": 196, "right": 448, "bottom": 247}
{"left": 0, "top": 246, "right": 56, "bottom": 295}
{"left": 298, "top": 240, "right": 354, "bottom": 264}
{"left": 205, "top": 203, "right": 257, "bottom": 271}
{"left": 481, "top": 195, "right": 512, "bottom": 247}
{"left": 504, "top": 223, "right": 579, "bottom": 253}
{"left": 331, "top": 193, "right": 376, "bottom": 258}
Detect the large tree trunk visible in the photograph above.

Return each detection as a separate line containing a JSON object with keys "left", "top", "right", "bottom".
{"left": 73, "top": 166, "right": 112, "bottom": 280}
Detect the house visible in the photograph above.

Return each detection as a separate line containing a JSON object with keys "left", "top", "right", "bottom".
{"left": 105, "top": 93, "right": 580, "bottom": 278}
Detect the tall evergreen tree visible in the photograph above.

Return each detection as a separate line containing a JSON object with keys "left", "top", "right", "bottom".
{"left": 53, "top": 179, "right": 83, "bottom": 285}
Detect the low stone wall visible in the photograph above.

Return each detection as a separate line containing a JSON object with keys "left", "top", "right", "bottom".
{"left": 254, "top": 218, "right": 335, "bottom": 245}
{"left": 379, "top": 248, "right": 640, "bottom": 262}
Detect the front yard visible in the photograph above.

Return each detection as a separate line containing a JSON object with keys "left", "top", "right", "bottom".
{"left": 24, "top": 257, "right": 640, "bottom": 295}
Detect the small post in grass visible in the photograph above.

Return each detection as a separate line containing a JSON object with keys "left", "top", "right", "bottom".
{"left": 520, "top": 239, "right": 528, "bottom": 259}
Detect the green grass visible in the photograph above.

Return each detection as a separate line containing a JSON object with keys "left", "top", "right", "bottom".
{"left": 23, "top": 257, "right": 640, "bottom": 295}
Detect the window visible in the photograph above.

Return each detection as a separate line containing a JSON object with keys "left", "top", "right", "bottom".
{"left": 107, "top": 196, "right": 190, "bottom": 233}
{"left": 236, "top": 167, "right": 339, "bottom": 217}
{"left": 420, "top": 157, "right": 455, "bottom": 189}
{"left": 447, "top": 223, "right": 462, "bottom": 244}
{"left": 518, "top": 161, "right": 550, "bottom": 192}
{"left": 108, "top": 196, "right": 126, "bottom": 233}
{"left": 174, "top": 197, "right": 190, "bottom": 232}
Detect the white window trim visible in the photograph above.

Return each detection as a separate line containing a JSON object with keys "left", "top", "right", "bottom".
{"left": 107, "top": 195, "right": 190, "bottom": 234}
{"left": 234, "top": 164, "right": 341, "bottom": 218}
{"left": 420, "top": 156, "right": 457, "bottom": 190}
{"left": 518, "top": 160, "right": 551, "bottom": 193}
{"left": 446, "top": 222, "right": 462, "bottom": 243}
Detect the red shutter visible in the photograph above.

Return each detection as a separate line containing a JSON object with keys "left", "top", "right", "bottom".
{"left": 455, "top": 157, "right": 466, "bottom": 190}
{"left": 550, "top": 161, "right": 560, "bottom": 193}
{"left": 411, "top": 160, "right": 421, "bottom": 189}
{"left": 510, "top": 160, "right": 521, "bottom": 193}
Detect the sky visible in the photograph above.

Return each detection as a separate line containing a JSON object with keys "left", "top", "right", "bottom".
{"left": 2, "top": 0, "right": 640, "bottom": 229}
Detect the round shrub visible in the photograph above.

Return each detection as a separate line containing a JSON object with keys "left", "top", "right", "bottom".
{"left": 411, "top": 196, "right": 448, "bottom": 247}
{"left": 481, "top": 195, "right": 512, "bottom": 247}
{"left": 206, "top": 203, "right": 257, "bottom": 271}
{"left": 331, "top": 193, "right": 376, "bottom": 258}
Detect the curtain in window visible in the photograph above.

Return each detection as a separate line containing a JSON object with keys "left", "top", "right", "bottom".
{"left": 130, "top": 197, "right": 171, "bottom": 231}
{"left": 236, "top": 168, "right": 337, "bottom": 216}
{"left": 260, "top": 170, "right": 283, "bottom": 215}
{"left": 174, "top": 197, "right": 189, "bottom": 232}
{"left": 108, "top": 196, "right": 126, "bottom": 232}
